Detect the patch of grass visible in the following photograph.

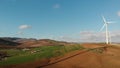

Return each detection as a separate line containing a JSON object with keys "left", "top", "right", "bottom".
{"left": 0, "top": 49, "right": 28, "bottom": 56}
{"left": 63, "top": 45, "right": 84, "bottom": 53}
{"left": 0, "top": 45, "right": 84, "bottom": 66}
{"left": 88, "top": 47, "right": 105, "bottom": 54}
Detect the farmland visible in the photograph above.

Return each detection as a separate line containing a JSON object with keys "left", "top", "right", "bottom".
{"left": 0, "top": 43, "right": 120, "bottom": 68}
{"left": 0, "top": 44, "right": 84, "bottom": 66}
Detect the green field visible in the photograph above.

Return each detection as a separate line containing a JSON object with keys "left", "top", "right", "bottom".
{"left": 0, "top": 44, "right": 84, "bottom": 66}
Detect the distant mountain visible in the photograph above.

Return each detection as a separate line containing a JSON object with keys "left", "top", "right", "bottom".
{"left": 1, "top": 37, "right": 19, "bottom": 42}
{"left": 0, "top": 37, "right": 71, "bottom": 48}
{"left": 0, "top": 37, "right": 36, "bottom": 43}
{"left": 0, "top": 38, "right": 21, "bottom": 47}
{"left": 18, "top": 39, "right": 67, "bottom": 47}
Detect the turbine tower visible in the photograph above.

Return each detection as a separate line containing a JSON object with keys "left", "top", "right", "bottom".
{"left": 100, "top": 16, "right": 112, "bottom": 44}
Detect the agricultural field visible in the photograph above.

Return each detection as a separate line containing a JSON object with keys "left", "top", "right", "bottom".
{"left": 1, "top": 43, "right": 120, "bottom": 68}
{"left": 0, "top": 44, "right": 84, "bottom": 66}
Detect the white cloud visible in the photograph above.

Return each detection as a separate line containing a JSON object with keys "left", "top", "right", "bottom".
{"left": 56, "top": 31, "right": 120, "bottom": 43}
{"left": 59, "top": 36, "right": 80, "bottom": 42}
{"left": 53, "top": 4, "right": 60, "bottom": 9}
{"left": 15, "top": 25, "right": 31, "bottom": 36}
{"left": 117, "top": 11, "right": 120, "bottom": 17}
{"left": 79, "top": 31, "right": 105, "bottom": 42}
{"left": 16, "top": 31, "right": 24, "bottom": 35}
{"left": 19, "top": 25, "right": 31, "bottom": 30}
{"left": 79, "top": 31, "right": 120, "bottom": 43}
{"left": 11, "top": 31, "right": 24, "bottom": 36}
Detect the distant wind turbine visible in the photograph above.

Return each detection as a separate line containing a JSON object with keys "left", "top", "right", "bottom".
{"left": 100, "top": 16, "right": 114, "bottom": 44}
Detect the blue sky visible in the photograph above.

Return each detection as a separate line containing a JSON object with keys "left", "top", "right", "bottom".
{"left": 0, "top": 0, "right": 120, "bottom": 42}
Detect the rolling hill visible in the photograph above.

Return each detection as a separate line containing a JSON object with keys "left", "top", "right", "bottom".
{"left": 0, "top": 37, "right": 70, "bottom": 48}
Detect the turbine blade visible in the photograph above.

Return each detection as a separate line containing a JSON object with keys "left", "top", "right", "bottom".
{"left": 100, "top": 24, "right": 105, "bottom": 31}
{"left": 108, "top": 21, "right": 116, "bottom": 24}
{"left": 102, "top": 16, "right": 107, "bottom": 24}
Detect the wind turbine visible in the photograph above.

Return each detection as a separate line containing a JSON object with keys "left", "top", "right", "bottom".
{"left": 100, "top": 16, "right": 113, "bottom": 44}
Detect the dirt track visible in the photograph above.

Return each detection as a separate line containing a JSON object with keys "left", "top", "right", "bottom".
{"left": 39, "top": 44, "right": 120, "bottom": 68}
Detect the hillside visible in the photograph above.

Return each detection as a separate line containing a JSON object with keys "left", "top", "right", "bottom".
{"left": 18, "top": 39, "right": 70, "bottom": 47}
{"left": 0, "top": 37, "right": 70, "bottom": 48}
{"left": 0, "top": 38, "right": 21, "bottom": 47}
